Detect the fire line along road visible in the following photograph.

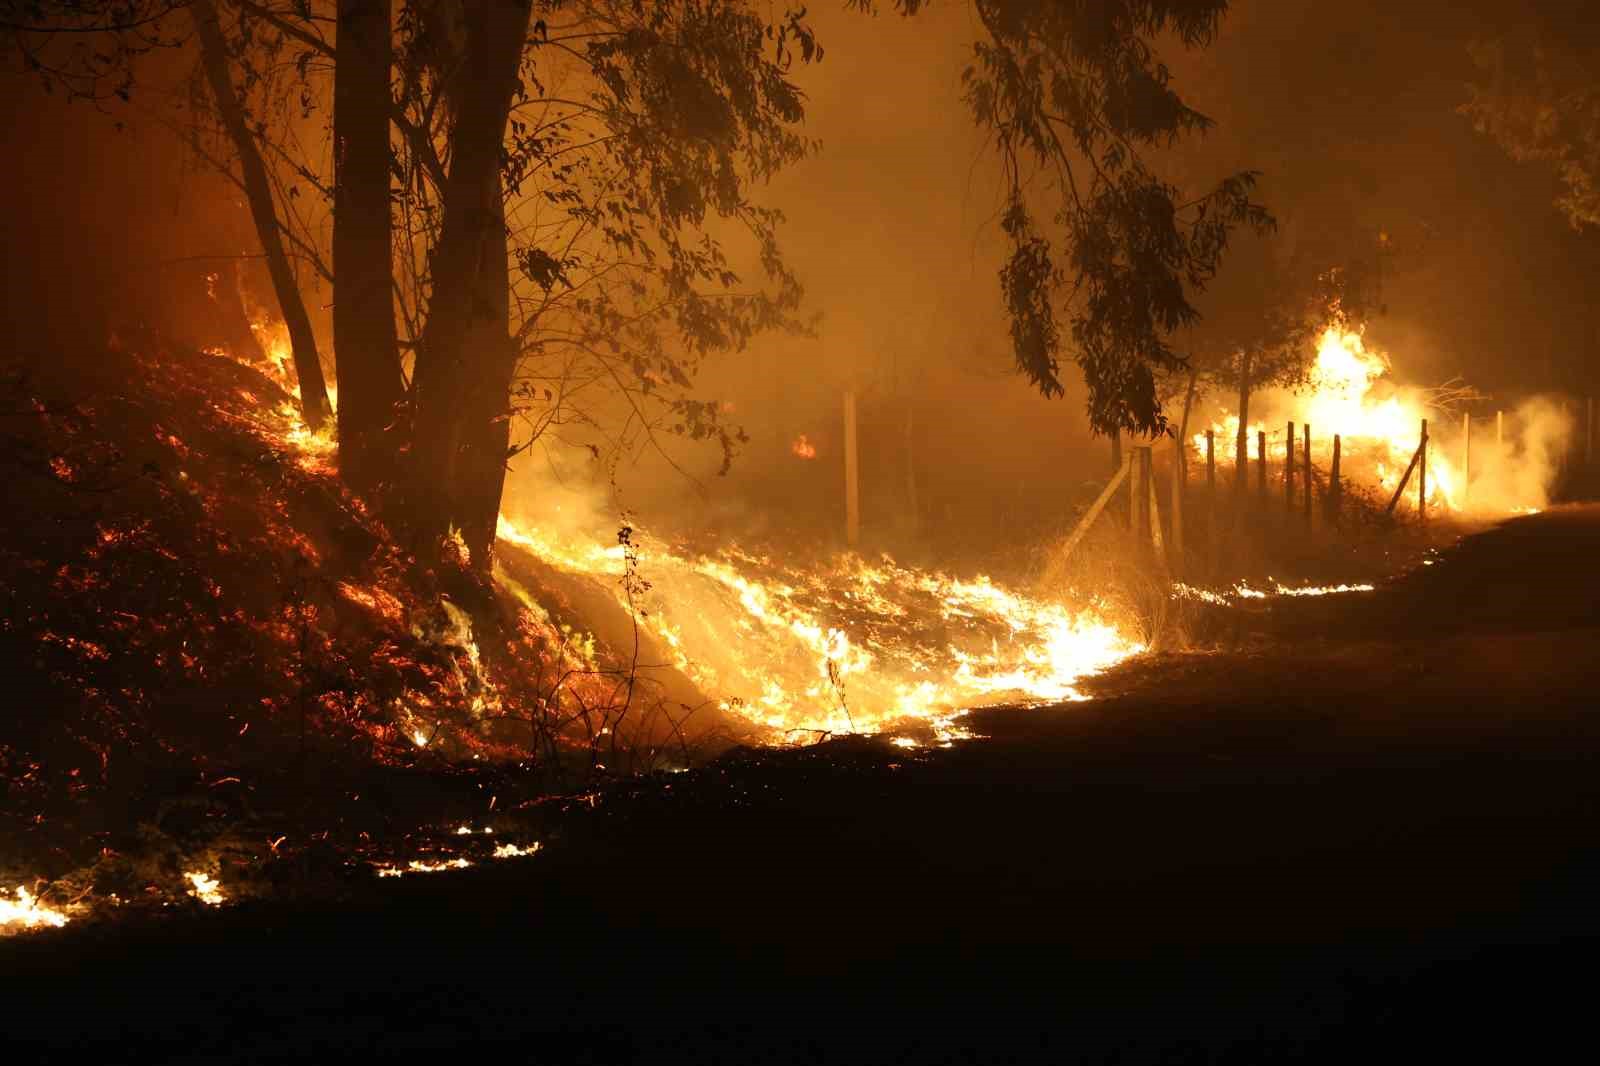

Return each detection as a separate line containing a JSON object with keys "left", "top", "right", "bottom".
{"left": 7, "top": 508, "right": 1600, "bottom": 1063}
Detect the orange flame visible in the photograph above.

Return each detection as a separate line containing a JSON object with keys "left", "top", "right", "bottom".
{"left": 496, "top": 516, "right": 1143, "bottom": 743}
{"left": 1191, "top": 326, "right": 1462, "bottom": 511}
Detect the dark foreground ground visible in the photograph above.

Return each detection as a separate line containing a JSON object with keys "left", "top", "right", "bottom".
{"left": 5, "top": 507, "right": 1600, "bottom": 1063}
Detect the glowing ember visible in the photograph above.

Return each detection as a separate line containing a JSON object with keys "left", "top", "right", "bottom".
{"left": 184, "top": 871, "right": 225, "bottom": 906}
{"left": 0, "top": 887, "right": 68, "bottom": 932}
{"left": 1254, "top": 582, "right": 1376, "bottom": 598}
{"left": 492, "top": 843, "right": 541, "bottom": 859}
{"left": 497, "top": 516, "right": 1144, "bottom": 742}
{"left": 790, "top": 434, "right": 817, "bottom": 459}
{"left": 1174, "top": 580, "right": 1375, "bottom": 604}
{"left": 374, "top": 858, "right": 473, "bottom": 878}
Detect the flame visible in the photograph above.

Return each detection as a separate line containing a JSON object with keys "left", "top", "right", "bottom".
{"left": 184, "top": 871, "right": 225, "bottom": 906}
{"left": 1192, "top": 327, "right": 1461, "bottom": 510}
{"left": 497, "top": 516, "right": 1143, "bottom": 743}
{"left": 0, "top": 886, "right": 69, "bottom": 932}
{"left": 374, "top": 858, "right": 472, "bottom": 877}
{"left": 492, "top": 842, "right": 541, "bottom": 859}
{"left": 1174, "top": 580, "right": 1375, "bottom": 604}
{"left": 791, "top": 434, "right": 817, "bottom": 459}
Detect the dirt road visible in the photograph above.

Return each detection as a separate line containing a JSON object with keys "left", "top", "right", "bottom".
{"left": 6, "top": 508, "right": 1600, "bottom": 1063}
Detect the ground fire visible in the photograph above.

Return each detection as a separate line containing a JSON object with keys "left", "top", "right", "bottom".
{"left": 7, "top": 1, "right": 1600, "bottom": 1059}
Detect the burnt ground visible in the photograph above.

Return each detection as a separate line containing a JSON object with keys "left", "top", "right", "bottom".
{"left": 5, "top": 506, "right": 1600, "bottom": 1063}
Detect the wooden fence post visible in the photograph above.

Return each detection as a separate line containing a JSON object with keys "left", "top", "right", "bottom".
{"left": 1419, "top": 418, "right": 1428, "bottom": 523}
{"left": 1257, "top": 430, "right": 1267, "bottom": 505}
{"left": 1205, "top": 430, "right": 1216, "bottom": 567}
{"left": 1127, "top": 439, "right": 1140, "bottom": 533}
{"left": 1132, "top": 444, "right": 1149, "bottom": 546}
{"left": 1171, "top": 437, "right": 1184, "bottom": 577}
{"left": 1329, "top": 434, "right": 1342, "bottom": 525}
{"left": 1285, "top": 420, "right": 1296, "bottom": 512}
{"left": 1146, "top": 450, "right": 1167, "bottom": 570}
{"left": 1058, "top": 455, "right": 1130, "bottom": 564}
{"left": 843, "top": 390, "right": 860, "bottom": 548}
{"left": 1386, "top": 435, "right": 1426, "bottom": 516}
{"left": 1303, "top": 423, "right": 1312, "bottom": 525}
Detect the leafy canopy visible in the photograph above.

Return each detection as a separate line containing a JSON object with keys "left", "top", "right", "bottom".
{"left": 856, "top": 0, "right": 1271, "bottom": 439}
{"left": 1464, "top": 29, "right": 1600, "bottom": 230}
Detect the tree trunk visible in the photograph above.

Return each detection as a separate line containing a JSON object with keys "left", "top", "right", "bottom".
{"left": 333, "top": 0, "right": 404, "bottom": 494}
{"left": 193, "top": 0, "right": 332, "bottom": 432}
{"left": 1233, "top": 350, "right": 1253, "bottom": 506}
{"left": 1172, "top": 370, "right": 1197, "bottom": 575}
{"left": 410, "top": 0, "right": 532, "bottom": 554}
{"left": 1110, "top": 429, "right": 1123, "bottom": 472}
{"left": 455, "top": 175, "right": 518, "bottom": 570}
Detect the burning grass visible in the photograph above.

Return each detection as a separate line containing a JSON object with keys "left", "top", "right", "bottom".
{"left": 0, "top": 325, "right": 1153, "bottom": 932}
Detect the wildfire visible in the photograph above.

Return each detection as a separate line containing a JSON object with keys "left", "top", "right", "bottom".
{"left": 791, "top": 434, "right": 817, "bottom": 459}
{"left": 1173, "top": 580, "right": 1376, "bottom": 604}
{"left": 184, "top": 871, "right": 225, "bottom": 906}
{"left": 496, "top": 516, "right": 1144, "bottom": 742}
{"left": 1193, "top": 326, "right": 1460, "bottom": 510}
{"left": 0, "top": 887, "right": 69, "bottom": 933}
{"left": 375, "top": 858, "right": 473, "bottom": 878}
{"left": 1232, "top": 581, "right": 1376, "bottom": 599}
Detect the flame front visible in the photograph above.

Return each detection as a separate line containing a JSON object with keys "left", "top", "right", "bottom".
{"left": 497, "top": 517, "right": 1144, "bottom": 742}
{"left": 185, "top": 871, "right": 225, "bottom": 906}
{"left": 0, "top": 887, "right": 68, "bottom": 932}
{"left": 1193, "top": 327, "right": 1461, "bottom": 510}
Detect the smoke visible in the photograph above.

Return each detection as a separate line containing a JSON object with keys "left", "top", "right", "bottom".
{"left": 1463, "top": 396, "right": 1575, "bottom": 513}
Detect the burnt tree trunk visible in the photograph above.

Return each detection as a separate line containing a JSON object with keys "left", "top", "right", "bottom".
{"left": 1233, "top": 349, "right": 1253, "bottom": 506}
{"left": 193, "top": 0, "right": 332, "bottom": 432}
{"left": 455, "top": 174, "right": 519, "bottom": 570}
{"left": 333, "top": 0, "right": 405, "bottom": 494}
{"left": 410, "top": 0, "right": 532, "bottom": 558}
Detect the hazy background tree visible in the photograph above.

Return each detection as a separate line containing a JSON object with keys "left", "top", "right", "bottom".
{"left": 1463, "top": 24, "right": 1600, "bottom": 230}
{"left": 857, "top": 0, "right": 1273, "bottom": 442}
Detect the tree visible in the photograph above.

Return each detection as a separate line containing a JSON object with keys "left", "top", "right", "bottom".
{"left": 186, "top": 0, "right": 819, "bottom": 569}
{"left": 404, "top": 0, "right": 534, "bottom": 555}
{"left": 1178, "top": 228, "right": 1378, "bottom": 506}
{"left": 332, "top": 0, "right": 405, "bottom": 494}
{"left": 191, "top": 0, "right": 334, "bottom": 432}
{"left": 1464, "top": 29, "right": 1600, "bottom": 230}
{"left": 857, "top": 0, "right": 1272, "bottom": 441}
{"left": 0, "top": 0, "right": 186, "bottom": 99}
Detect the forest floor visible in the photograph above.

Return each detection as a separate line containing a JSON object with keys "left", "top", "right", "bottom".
{"left": 5, "top": 505, "right": 1600, "bottom": 1063}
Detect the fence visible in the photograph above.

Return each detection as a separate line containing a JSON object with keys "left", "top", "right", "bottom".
{"left": 1057, "top": 393, "right": 1599, "bottom": 579}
